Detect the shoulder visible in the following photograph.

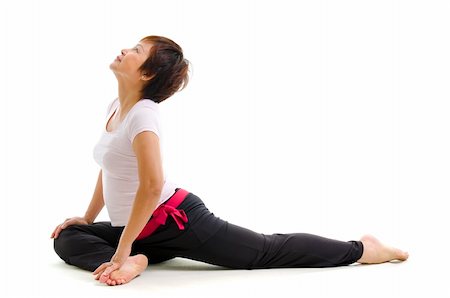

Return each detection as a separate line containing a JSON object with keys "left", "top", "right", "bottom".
{"left": 136, "top": 98, "right": 159, "bottom": 112}
{"left": 126, "top": 99, "right": 161, "bottom": 142}
{"left": 129, "top": 99, "right": 160, "bottom": 121}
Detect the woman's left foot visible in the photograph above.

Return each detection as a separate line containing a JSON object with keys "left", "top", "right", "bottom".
{"left": 97, "top": 254, "right": 148, "bottom": 286}
{"left": 357, "top": 234, "right": 409, "bottom": 264}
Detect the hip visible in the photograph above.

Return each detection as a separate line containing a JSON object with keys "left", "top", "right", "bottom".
{"left": 137, "top": 189, "right": 227, "bottom": 245}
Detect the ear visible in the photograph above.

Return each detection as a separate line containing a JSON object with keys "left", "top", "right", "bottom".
{"left": 140, "top": 73, "right": 155, "bottom": 82}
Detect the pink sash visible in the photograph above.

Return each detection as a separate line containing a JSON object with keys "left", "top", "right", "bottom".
{"left": 136, "top": 188, "right": 189, "bottom": 240}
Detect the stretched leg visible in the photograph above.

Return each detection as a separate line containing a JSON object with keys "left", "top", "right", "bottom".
{"left": 53, "top": 221, "right": 124, "bottom": 271}
{"left": 173, "top": 194, "right": 409, "bottom": 270}
{"left": 180, "top": 220, "right": 365, "bottom": 269}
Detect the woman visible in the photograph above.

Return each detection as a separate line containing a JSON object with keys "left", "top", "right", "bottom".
{"left": 51, "top": 35, "right": 409, "bottom": 286}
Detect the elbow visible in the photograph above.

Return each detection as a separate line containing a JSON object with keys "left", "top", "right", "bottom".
{"left": 139, "top": 182, "right": 163, "bottom": 196}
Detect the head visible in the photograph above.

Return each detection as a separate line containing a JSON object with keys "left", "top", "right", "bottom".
{"left": 110, "top": 35, "right": 190, "bottom": 103}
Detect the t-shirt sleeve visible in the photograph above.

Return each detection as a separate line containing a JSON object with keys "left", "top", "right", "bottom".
{"left": 126, "top": 107, "right": 161, "bottom": 143}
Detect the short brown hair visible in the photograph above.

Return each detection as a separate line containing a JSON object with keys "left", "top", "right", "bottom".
{"left": 139, "top": 35, "right": 190, "bottom": 103}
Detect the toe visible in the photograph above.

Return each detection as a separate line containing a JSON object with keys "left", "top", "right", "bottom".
{"left": 393, "top": 248, "right": 408, "bottom": 261}
{"left": 401, "top": 251, "right": 409, "bottom": 260}
{"left": 99, "top": 275, "right": 108, "bottom": 283}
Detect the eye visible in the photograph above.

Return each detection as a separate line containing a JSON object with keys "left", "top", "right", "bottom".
{"left": 133, "top": 47, "right": 139, "bottom": 52}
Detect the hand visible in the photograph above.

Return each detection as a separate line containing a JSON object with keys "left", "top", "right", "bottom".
{"left": 93, "top": 245, "right": 132, "bottom": 282}
{"left": 50, "top": 216, "right": 89, "bottom": 239}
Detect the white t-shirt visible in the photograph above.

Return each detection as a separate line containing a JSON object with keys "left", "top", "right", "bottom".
{"left": 93, "top": 97, "right": 178, "bottom": 227}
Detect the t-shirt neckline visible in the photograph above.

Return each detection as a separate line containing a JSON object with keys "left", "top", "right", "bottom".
{"left": 104, "top": 98, "right": 157, "bottom": 134}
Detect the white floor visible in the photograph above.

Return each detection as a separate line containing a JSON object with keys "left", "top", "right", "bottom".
{"left": 8, "top": 244, "right": 445, "bottom": 298}
{"left": 4, "top": 189, "right": 449, "bottom": 298}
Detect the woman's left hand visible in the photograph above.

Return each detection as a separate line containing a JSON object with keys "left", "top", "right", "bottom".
{"left": 93, "top": 245, "right": 131, "bottom": 282}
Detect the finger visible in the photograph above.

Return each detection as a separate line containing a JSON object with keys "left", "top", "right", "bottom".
{"left": 92, "top": 263, "right": 108, "bottom": 274}
{"left": 53, "top": 225, "right": 63, "bottom": 239}
{"left": 99, "top": 272, "right": 109, "bottom": 284}
{"left": 94, "top": 267, "right": 105, "bottom": 278}
{"left": 102, "top": 266, "right": 114, "bottom": 277}
{"left": 94, "top": 269, "right": 107, "bottom": 280}
{"left": 51, "top": 224, "right": 62, "bottom": 238}
{"left": 102, "top": 263, "right": 120, "bottom": 277}
{"left": 61, "top": 218, "right": 74, "bottom": 229}
{"left": 93, "top": 263, "right": 110, "bottom": 275}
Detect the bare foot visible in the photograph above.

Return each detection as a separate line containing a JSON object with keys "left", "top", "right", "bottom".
{"left": 98, "top": 254, "right": 148, "bottom": 286}
{"left": 357, "top": 234, "right": 409, "bottom": 264}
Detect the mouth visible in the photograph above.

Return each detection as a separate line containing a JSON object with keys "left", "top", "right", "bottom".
{"left": 116, "top": 55, "right": 122, "bottom": 62}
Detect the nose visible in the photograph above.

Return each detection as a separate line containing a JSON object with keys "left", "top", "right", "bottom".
{"left": 121, "top": 49, "right": 127, "bottom": 55}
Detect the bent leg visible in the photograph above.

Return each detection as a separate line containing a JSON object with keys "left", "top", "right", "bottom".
{"left": 179, "top": 221, "right": 363, "bottom": 269}
{"left": 53, "top": 221, "right": 123, "bottom": 272}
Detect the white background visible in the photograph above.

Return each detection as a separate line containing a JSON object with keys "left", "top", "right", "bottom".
{"left": 0, "top": 0, "right": 449, "bottom": 297}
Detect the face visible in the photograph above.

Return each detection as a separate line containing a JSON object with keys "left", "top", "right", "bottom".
{"left": 110, "top": 41, "right": 153, "bottom": 84}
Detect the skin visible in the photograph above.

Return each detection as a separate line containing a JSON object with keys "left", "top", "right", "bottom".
{"left": 110, "top": 41, "right": 155, "bottom": 122}
{"left": 357, "top": 235, "right": 409, "bottom": 264}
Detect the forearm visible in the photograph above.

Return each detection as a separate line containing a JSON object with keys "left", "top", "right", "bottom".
{"left": 118, "top": 186, "right": 161, "bottom": 247}
{"left": 84, "top": 170, "right": 105, "bottom": 224}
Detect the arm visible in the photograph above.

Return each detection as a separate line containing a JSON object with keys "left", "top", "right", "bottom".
{"left": 84, "top": 169, "right": 105, "bottom": 224}
{"left": 101, "top": 131, "right": 163, "bottom": 269}
{"left": 119, "top": 131, "right": 164, "bottom": 246}
{"left": 51, "top": 169, "right": 105, "bottom": 238}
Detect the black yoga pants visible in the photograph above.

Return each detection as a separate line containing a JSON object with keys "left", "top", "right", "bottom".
{"left": 53, "top": 191, "right": 364, "bottom": 272}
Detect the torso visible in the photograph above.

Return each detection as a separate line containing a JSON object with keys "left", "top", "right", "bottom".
{"left": 94, "top": 97, "right": 178, "bottom": 227}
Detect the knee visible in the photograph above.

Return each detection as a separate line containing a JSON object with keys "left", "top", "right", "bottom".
{"left": 53, "top": 226, "right": 77, "bottom": 263}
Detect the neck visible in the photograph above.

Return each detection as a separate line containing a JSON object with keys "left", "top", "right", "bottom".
{"left": 117, "top": 80, "right": 142, "bottom": 121}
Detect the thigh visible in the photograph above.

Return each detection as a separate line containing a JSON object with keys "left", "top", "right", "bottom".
{"left": 67, "top": 221, "right": 124, "bottom": 247}
{"left": 133, "top": 192, "right": 228, "bottom": 260}
{"left": 179, "top": 221, "right": 266, "bottom": 269}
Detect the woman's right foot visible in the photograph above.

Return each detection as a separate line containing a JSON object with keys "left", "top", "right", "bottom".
{"left": 357, "top": 234, "right": 409, "bottom": 264}
{"left": 96, "top": 254, "right": 148, "bottom": 286}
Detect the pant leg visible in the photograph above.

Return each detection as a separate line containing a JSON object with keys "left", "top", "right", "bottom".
{"left": 53, "top": 221, "right": 123, "bottom": 272}
{"left": 172, "top": 193, "right": 364, "bottom": 269}
{"left": 54, "top": 191, "right": 364, "bottom": 271}
{"left": 181, "top": 221, "right": 364, "bottom": 269}
{"left": 132, "top": 192, "right": 226, "bottom": 263}
{"left": 53, "top": 192, "right": 225, "bottom": 271}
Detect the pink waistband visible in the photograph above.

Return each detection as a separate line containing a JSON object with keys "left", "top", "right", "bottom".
{"left": 136, "top": 188, "right": 190, "bottom": 241}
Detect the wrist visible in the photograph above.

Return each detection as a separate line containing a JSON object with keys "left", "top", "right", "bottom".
{"left": 118, "top": 236, "right": 134, "bottom": 249}
{"left": 83, "top": 215, "right": 94, "bottom": 224}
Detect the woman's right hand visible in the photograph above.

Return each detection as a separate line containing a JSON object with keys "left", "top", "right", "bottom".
{"left": 51, "top": 216, "right": 89, "bottom": 239}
